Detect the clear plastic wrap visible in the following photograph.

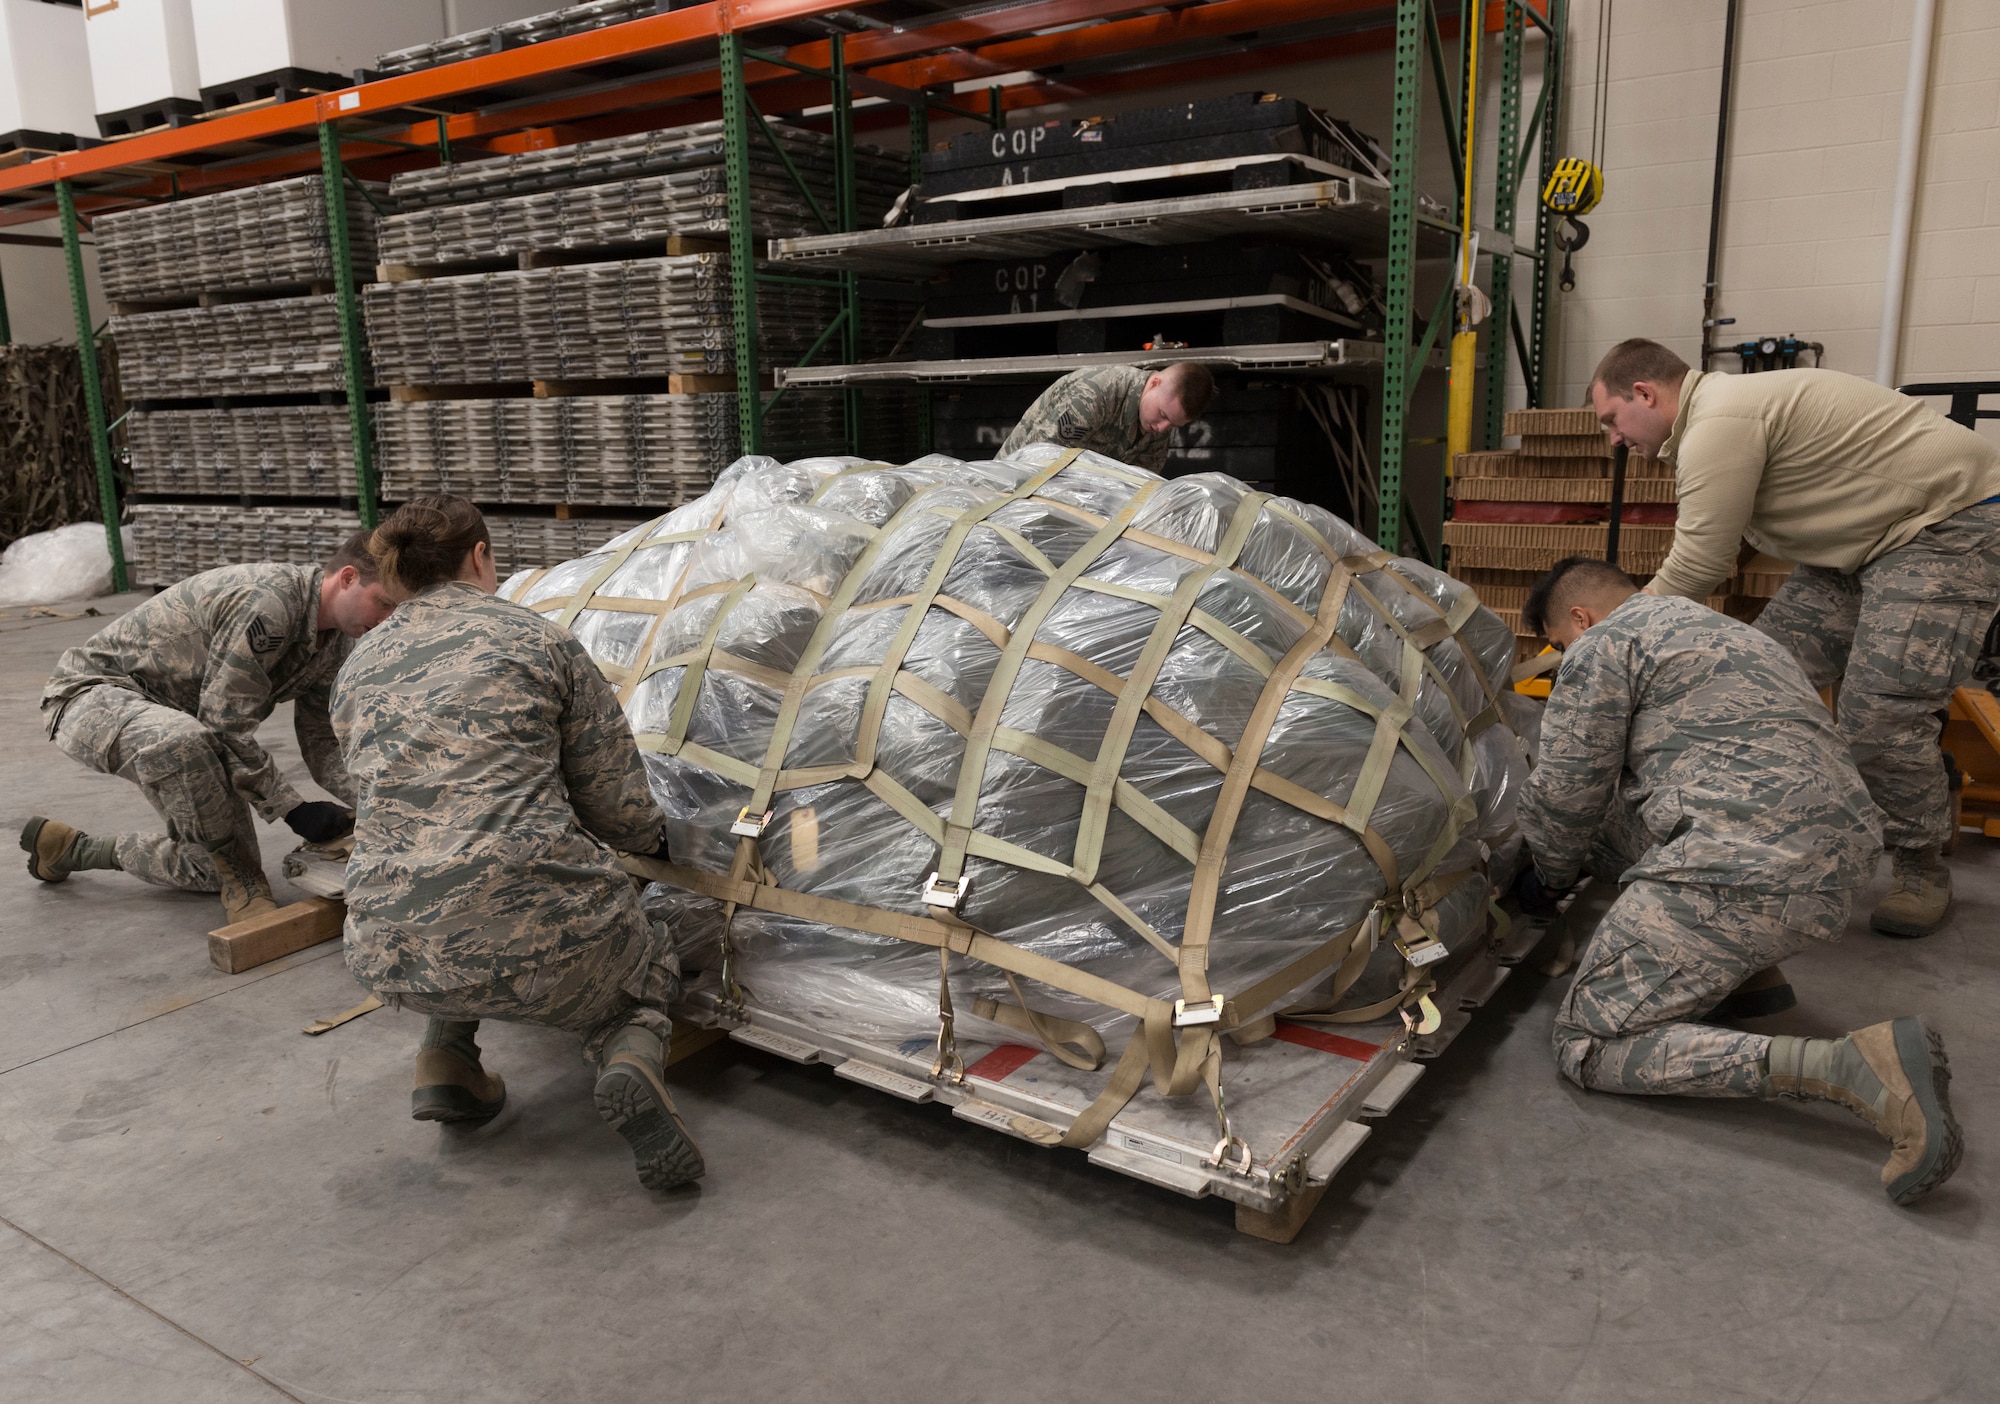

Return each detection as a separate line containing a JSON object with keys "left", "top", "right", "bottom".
{"left": 503, "top": 446, "right": 1530, "bottom": 1064}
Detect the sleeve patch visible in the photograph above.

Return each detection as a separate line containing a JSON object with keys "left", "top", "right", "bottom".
{"left": 246, "top": 617, "right": 285, "bottom": 656}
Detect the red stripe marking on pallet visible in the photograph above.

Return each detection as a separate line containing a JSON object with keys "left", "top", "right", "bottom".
{"left": 1273, "top": 1022, "right": 1382, "bottom": 1063}
{"left": 966, "top": 1043, "right": 1041, "bottom": 1082}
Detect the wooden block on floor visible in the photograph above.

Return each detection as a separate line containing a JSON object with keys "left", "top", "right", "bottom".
{"left": 665, "top": 1021, "right": 728, "bottom": 1067}
{"left": 1235, "top": 1182, "right": 1328, "bottom": 1244}
{"left": 209, "top": 896, "right": 345, "bottom": 974}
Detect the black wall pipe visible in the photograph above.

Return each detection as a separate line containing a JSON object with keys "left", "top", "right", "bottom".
{"left": 1699, "top": 0, "right": 1740, "bottom": 366}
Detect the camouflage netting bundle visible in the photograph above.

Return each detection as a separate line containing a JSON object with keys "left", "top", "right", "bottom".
{"left": 502, "top": 447, "right": 1532, "bottom": 1123}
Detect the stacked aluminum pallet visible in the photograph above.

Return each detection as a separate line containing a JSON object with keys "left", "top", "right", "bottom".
{"left": 112, "top": 295, "right": 348, "bottom": 400}
{"left": 127, "top": 502, "right": 629, "bottom": 587}
{"left": 375, "top": 0, "right": 655, "bottom": 77}
{"left": 363, "top": 255, "right": 841, "bottom": 384}
{"left": 95, "top": 175, "right": 383, "bottom": 304}
{"left": 382, "top": 120, "right": 900, "bottom": 214}
{"left": 127, "top": 406, "right": 355, "bottom": 498}
{"left": 376, "top": 394, "right": 850, "bottom": 507}
{"left": 485, "top": 514, "right": 638, "bottom": 573}
{"left": 380, "top": 169, "right": 824, "bottom": 267}
{"left": 126, "top": 503, "right": 364, "bottom": 587}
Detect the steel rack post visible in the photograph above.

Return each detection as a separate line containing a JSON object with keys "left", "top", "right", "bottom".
{"left": 56, "top": 180, "right": 127, "bottom": 593}
{"left": 1527, "top": 0, "right": 1567, "bottom": 408}
{"left": 908, "top": 93, "right": 932, "bottom": 454}
{"left": 318, "top": 123, "right": 379, "bottom": 529}
{"left": 0, "top": 261, "right": 11, "bottom": 345}
{"left": 831, "top": 34, "right": 861, "bottom": 455}
{"left": 1377, "top": 0, "right": 1426, "bottom": 552}
{"left": 1483, "top": 1, "right": 1525, "bottom": 448}
{"left": 721, "top": 30, "right": 762, "bottom": 456}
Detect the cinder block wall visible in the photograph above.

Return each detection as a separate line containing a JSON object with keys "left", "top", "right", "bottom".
{"left": 1530, "top": 0, "right": 1999, "bottom": 426}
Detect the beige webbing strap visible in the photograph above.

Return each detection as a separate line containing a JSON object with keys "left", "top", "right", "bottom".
{"left": 661, "top": 576, "right": 756, "bottom": 750}
{"left": 553, "top": 511, "right": 672, "bottom": 630}
{"left": 1057, "top": 1027, "right": 1152, "bottom": 1149}
{"left": 749, "top": 454, "right": 1081, "bottom": 822}
{"left": 974, "top": 975, "right": 1107, "bottom": 1070}
{"left": 1073, "top": 493, "right": 1270, "bottom": 887}
{"left": 1169, "top": 561, "right": 1357, "bottom": 1096}
{"left": 937, "top": 478, "right": 1164, "bottom": 889}
{"left": 619, "top": 853, "right": 1168, "bottom": 1026}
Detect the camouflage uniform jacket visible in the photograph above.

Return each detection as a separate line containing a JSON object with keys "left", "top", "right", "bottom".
{"left": 999, "top": 365, "right": 1171, "bottom": 469}
{"left": 333, "top": 581, "right": 667, "bottom": 994}
{"left": 1520, "top": 593, "right": 1881, "bottom": 894}
{"left": 41, "top": 563, "right": 352, "bottom": 819}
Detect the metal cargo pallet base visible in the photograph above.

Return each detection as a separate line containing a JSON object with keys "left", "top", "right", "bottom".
{"left": 774, "top": 340, "right": 1446, "bottom": 389}
{"left": 771, "top": 180, "right": 1504, "bottom": 275}
{"left": 673, "top": 906, "right": 1549, "bottom": 1242}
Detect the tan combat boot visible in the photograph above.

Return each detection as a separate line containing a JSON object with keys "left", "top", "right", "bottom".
{"left": 1765, "top": 1018, "right": 1964, "bottom": 1205}
{"left": 1870, "top": 847, "right": 1951, "bottom": 938}
{"left": 20, "top": 818, "right": 119, "bottom": 883}
{"left": 594, "top": 1022, "right": 705, "bottom": 1190}
{"left": 208, "top": 845, "right": 279, "bottom": 924}
{"left": 412, "top": 1020, "right": 506, "bottom": 1123}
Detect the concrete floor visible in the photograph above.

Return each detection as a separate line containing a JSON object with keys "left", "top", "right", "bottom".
{"left": 1, "top": 597, "right": 1996, "bottom": 1404}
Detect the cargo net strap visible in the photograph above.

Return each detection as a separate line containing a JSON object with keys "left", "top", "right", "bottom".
{"left": 520, "top": 452, "right": 1500, "bottom": 1155}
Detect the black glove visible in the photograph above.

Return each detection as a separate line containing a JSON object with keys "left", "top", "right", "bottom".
{"left": 285, "top": 801, "right": 355, "bottom": 844}
{"left": 1512, "top": 864, "right": 1564, "bottom": 917}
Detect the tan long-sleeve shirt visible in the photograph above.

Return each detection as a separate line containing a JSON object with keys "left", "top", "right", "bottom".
{"left": 1651, "top": 367, "right": 2000, "bottom": 600}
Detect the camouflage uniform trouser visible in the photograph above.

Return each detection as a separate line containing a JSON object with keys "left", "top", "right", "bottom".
{"left": 1754, "top": 500, "right": 2000, "bottom": 852}
{"left": 379, "top": 914, "right": 682, "bottom": 1064}
{"left": 48, "top": 685, "right": 264, "bottom": 894}
{"left": 1552, "top": 880, "right": 1852, "bottom": 1097}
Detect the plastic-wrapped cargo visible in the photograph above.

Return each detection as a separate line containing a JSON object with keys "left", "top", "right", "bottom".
{"left": 502, "top": 446, "right": 1528, "bottom": 1134}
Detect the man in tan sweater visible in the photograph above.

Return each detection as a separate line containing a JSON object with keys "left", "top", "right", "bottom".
{"left": 1588, "top": 338, "right": 2000, "bottom": 938}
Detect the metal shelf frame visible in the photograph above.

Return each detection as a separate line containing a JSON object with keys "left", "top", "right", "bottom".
{"left": 0, "top": 0, "right": 1560, "bottom": 571}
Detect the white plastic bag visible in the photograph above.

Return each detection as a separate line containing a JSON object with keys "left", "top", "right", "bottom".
{"left": 0, "top": 522, "right": 133, "bottom": 607}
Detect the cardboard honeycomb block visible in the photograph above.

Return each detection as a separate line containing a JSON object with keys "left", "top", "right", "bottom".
{"left": 1454, "top": 476, "right": 1677, "bottom": 504}
{"left": 1504, "top": 407, "right": 1600, "bottom": 436}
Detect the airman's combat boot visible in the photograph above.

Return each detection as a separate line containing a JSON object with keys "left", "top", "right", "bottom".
{"left": 207, "top": 844, "right": 279, "bottom": 923}
{"left": 412, "top": 1019, "right": 506, "bottom": 1123}
{"left": 1765, "top": 1018, "right": 1964, "bottom": 1205}
{"left": 594, "top": 1022, "right": 705, "bottom": 1190}
{"left": 1870, "top": 847, "right": 1951, "bottom": 938}
{"left": 19, "top": 818, "right": 119, "bottom": 883}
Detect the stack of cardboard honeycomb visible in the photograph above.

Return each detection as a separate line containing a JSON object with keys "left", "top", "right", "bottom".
{"left": 1444, "top": 407, "right": 1793, "bottom": 654}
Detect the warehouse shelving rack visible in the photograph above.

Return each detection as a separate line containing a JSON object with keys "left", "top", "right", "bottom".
{"left": 0, "top": 0, "right": 1562, "bottom": 582}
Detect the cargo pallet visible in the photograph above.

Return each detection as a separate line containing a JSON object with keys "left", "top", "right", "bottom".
{"left": 669, "top": 895, "right": 1552, "bottom": 1242}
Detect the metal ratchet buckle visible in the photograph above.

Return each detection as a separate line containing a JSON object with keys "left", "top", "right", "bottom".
{"left": 1394, "top": 929, "right": 1450, "bottom": 968}
{"left": 1206, "top": 1135, "right": 1254, "bottom": 1176}
{"left": 921, "top": 872, "right": 971, "bottom": 912}
{"left": 729, "top": 806, "right": 773, "bottom": 838}
{"left": 1173, "top": 995, "right": 1224, "bottom": 1027}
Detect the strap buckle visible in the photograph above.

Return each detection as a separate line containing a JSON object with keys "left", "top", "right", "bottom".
{"left": 1173, "top": 995, "right": 1224, "bottom": 1027}
{"left": 730, "top": 806, "right": 773, "bottom": 838}
{"left": 1394, "top": 930, "right": 1450, "bottom": 968}
{"left": 921, "top": 871, "right": 971, "bottom": 912}
{"left": 1206, "top": 1134, "right": 1254, "bottom": 1176}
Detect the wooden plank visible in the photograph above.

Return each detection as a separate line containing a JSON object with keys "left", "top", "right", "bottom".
{"left": 388, "top": 381, "right": 535, "bottom": 402}
{"left": 532, "top": 373, "right": 737, "bottom": 397}
{"left": 208, "top": 896, "right": 345, "bottom": 974}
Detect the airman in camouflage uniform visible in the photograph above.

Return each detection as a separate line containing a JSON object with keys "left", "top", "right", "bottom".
{"left": 334, "top": 574, "right": 701, "bottom": 1189}
{"left": 25, "top": 550, "right": 391, "bottom": 920}
{"left": 999, "top": 363, "right": 1212, "bottom": 470}
{"left": 1518, "top": 562, "right": 1962, "bottom": 1205}
{"left": 1751, "top": 503, "right": 2000, "bottom": 922}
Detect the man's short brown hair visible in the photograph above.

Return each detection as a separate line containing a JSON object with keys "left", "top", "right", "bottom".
{"left": 325, "top": 528, "right": 381, "bottom": 582}
{"left": 1590, "top": 338, "right": 1691, "bottom": 398}
{"left": 1159, "top": 361, "right": 1216, "bottom": 418}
